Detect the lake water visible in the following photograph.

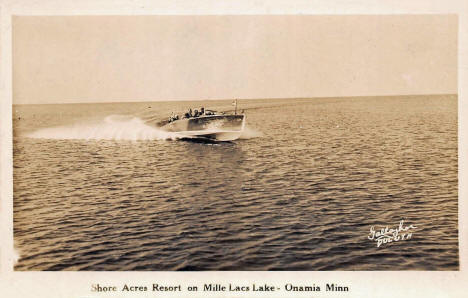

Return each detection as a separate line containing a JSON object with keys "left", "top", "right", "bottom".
{"left": 13, "top": 95, "right": 458, "bottom": 270}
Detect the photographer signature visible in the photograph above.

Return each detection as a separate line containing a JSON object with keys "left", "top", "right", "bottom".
{"left": 368, "top": 220, "right": 417, "bottom": 248}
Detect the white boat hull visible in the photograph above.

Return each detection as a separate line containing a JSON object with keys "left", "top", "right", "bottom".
{"left": 159, "top": 114, "right": 245, "bottom": 141}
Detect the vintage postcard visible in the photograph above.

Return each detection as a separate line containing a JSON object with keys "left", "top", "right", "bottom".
{"left": 1, "top": 0, "right": 467, "bottom": 297}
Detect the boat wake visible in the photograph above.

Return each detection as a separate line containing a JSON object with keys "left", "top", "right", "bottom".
{"left": 239, "top": 126, "right": 263, "bottom": 139}
{"left": 27, "top": 115, "right": 181, "bottom": 141}
{"left": 26, "top": 115, "right": 262, "bottom": 141}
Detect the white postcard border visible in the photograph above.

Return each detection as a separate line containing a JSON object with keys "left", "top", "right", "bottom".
{"left": 1, "top": 1, "right": 467, "bottom": 297}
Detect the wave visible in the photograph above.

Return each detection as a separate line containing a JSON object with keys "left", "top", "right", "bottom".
{"left": 26, "top": 115, "right": 262, "bottom": 141}
{"left": 239, "top": 126, "right": 263, "bottom": 139}
{"left": 26, "top": 115, "right": 181, "bottom": 141}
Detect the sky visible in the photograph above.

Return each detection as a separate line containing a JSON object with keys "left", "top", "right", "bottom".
{"left": 13, "top": 15, "right": 457, "bottom": 104}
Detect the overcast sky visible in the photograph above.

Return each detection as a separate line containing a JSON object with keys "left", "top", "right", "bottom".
{"left": 13, "top": 15, "right": 457, "bottom": 104}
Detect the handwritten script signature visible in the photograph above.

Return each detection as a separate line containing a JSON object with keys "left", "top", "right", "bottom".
{"left": 368, "top": 220, "right": 417, "bottom": 248}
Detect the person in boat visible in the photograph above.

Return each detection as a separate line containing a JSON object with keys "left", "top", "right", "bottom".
{"left": 193, "top": 109, "right": 199, "bottom": 117}
{"left": 200, "top": 107, "right": 205, "bottom": 115}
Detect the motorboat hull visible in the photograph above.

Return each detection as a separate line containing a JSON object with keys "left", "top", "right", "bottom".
{"left": 161, "top": 114, "right": 245, "bottom": 141}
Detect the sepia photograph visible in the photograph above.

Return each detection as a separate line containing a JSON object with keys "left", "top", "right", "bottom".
{"left": 11, "top": 14, "right": 458, "bottom": 272}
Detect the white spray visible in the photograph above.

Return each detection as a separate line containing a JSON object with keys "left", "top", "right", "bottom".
{"left": 27, "top": 115, "right": 182, "bottom": 141}
{"left": 26, "top": 114, "right": 262, "bottom": 141}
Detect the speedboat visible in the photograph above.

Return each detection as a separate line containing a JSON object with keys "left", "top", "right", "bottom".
{"left": 157, "top": 110, "right": 246, "bottom": 142}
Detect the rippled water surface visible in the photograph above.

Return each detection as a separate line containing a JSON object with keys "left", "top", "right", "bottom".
{"left": 13, "top": 95, "right": 458, "bottom": 270}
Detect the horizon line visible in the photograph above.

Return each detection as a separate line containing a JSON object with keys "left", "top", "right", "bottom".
{"left": 12, "top": 93, "right": 458, "bottom": 106}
